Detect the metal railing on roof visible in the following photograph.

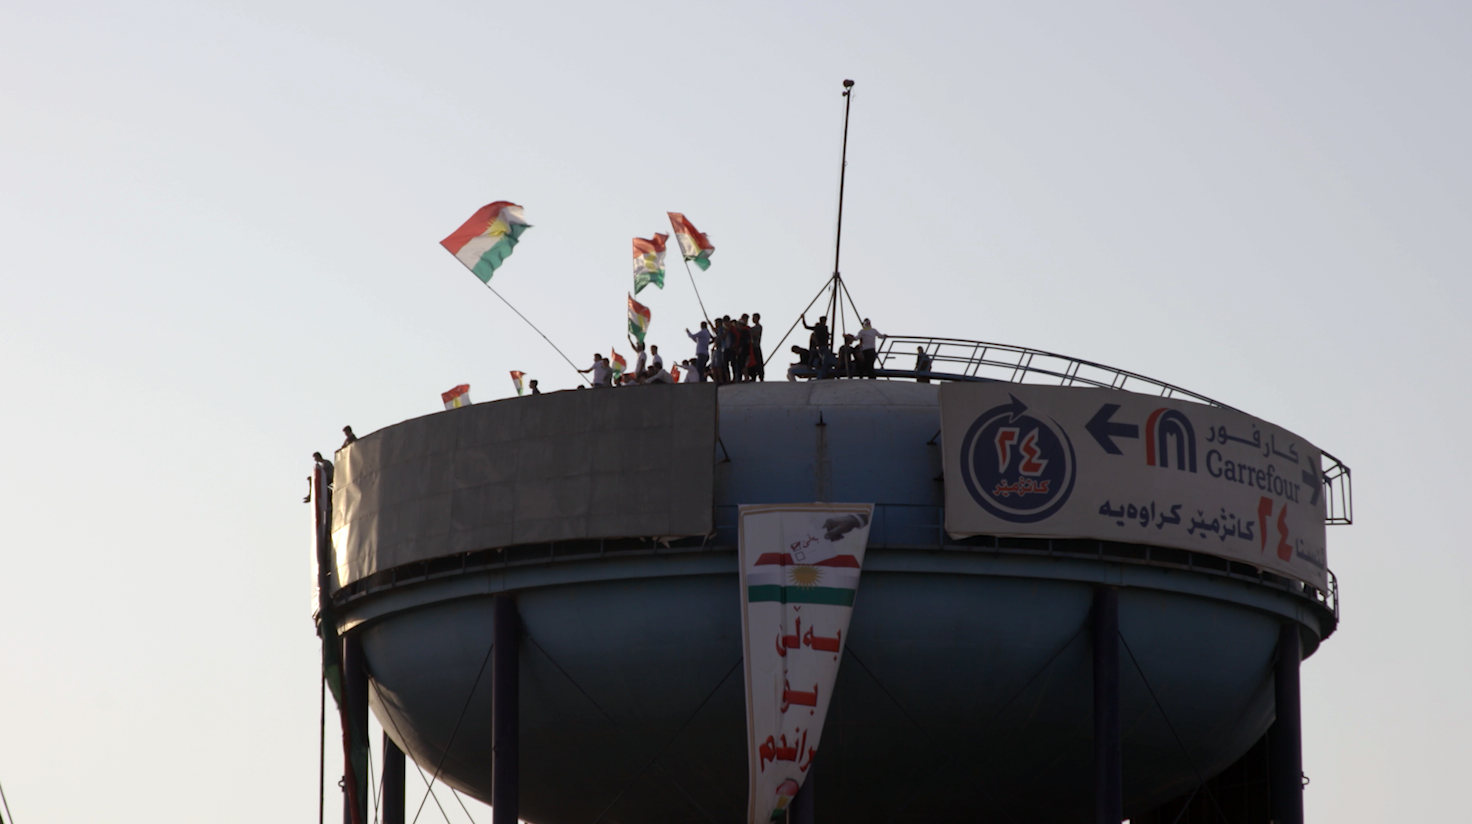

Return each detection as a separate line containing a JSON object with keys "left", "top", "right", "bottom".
{"left": 875, "top": 335, "right": 1236, "bottom": 408}
{"left": 855, "top": 335, "right": 1352, "bottom": 526}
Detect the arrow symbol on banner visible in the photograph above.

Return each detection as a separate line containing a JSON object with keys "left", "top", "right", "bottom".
{"left": 1085, "top": 404, "right": 1139, "bottom": 455}
{"left": 1302, "top": 466, "right": 1322, "bottom": 506}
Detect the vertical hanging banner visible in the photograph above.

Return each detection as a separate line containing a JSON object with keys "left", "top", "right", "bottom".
{"left": 739, "top": 503, "right": 874, "bottom": 824}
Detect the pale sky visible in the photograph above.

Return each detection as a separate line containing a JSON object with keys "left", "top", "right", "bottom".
{"left": 2, "top": 1, "right": 1468, "bottom": 821}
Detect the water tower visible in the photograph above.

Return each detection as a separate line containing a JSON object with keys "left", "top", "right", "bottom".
{"left": 311, "top": 336, "right": 1349, "bottom": 824}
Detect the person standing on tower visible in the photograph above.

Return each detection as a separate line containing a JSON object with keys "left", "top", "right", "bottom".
{"left": 578, "top": 353, "right": 612, "bottom": 388}
{"left": 342, "top": 426, "right": 357, "bottom": 447}
{"left": 914, "top": 347, "right": 933, "bottom": 382}
{"left": 628, "top": 335, "right": 647, "bottom": 378}
{"left": 802, "top": 315, "right": 830, "bottom": 367}
{"left": 687, "top": 322, "right": 712, "bottom": 382}
{"left": 304, "top": 451, "right": 335, "bottom": 503}
{"left": 857, "top": 319, "right": 886, "bottom": 378}
{"left": 749, "top": 312, "right": 765, "bottom": 381}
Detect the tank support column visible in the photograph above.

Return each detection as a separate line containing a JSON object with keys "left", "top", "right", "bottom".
{"left": 343, "top": 635, "right": 370, "bottom": 824}
{"left": 493, "top": 593, "right": 520, "bottom": 824}
{"left": 1093, "top": 586, "right": 1122, "bottom": 824}
{"left": 382, "top": 733, "right": 406, "bottom": 824}
{"left": 1270, "top": 622, "right": 1304, "bottom": 824}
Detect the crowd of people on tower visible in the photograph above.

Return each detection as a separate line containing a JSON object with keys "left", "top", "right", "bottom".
{"left": 563, "top": 311, "right": 937, "bottom": 390}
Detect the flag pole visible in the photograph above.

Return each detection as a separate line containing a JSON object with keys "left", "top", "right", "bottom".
{"left": 681, "top": 256, "right": 713, "bottom": 329}
{"left": 482, "top": 281, "right": 590, "bottom": 385}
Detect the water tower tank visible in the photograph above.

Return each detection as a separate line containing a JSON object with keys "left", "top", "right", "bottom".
{"left": 322, "top": 338, "right": 1345, "bottom": 823}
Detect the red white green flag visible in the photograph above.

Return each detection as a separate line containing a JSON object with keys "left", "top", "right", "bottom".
{"left": 440, "top": 202, "right": 530, "bottom": 283}
{"left": 667, "top": 212, "right": 715, "bottom": 271}
{"left": 633, "top": 233, "right": 669, "bottom": 294}
{"left": 509, "top": 371, "right": 526, "bottom": 396}
{"left": 611, "top": 350, "right": 627, "bottom": 381}
{"left": 628, "top": 294, "right": 651, "bottom": 343}
{"left": 441, "top": 384, "right": 471, "bottom": 409}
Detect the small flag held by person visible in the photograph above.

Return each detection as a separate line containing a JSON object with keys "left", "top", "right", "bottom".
{"left": 442, "top": 384, "right": 471, "bottom": 409}
{"left": 628, "top": 294, "right": 652, "bottom": 343}
{"left": 667, "top": 212, "right": 715, "bottom": 270}
{"left": 611, "top": 350, "right": 627, "bottom": 382}
{"left": 670, "top": 364, "right": 682, "bottom": 383}
{"left": 510, "top": 371, "right": 526, "bottom": 396}
{"left": 632, "top": 233, "right": 669, "bottom": 294}
{"left": 440, "top": 202, "right": 530, "bottom": 283}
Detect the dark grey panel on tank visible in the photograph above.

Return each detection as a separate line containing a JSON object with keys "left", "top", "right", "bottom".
{"left": 715, "top": 381, "right": 941, "bottom": 506}
{"left": 333, "top": 384, "right": 717, "bottom": 584}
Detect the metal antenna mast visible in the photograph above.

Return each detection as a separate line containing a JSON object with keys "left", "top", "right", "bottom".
{"left": 829, "top": 79, "right": 857, "bottom": 338}
{"left": 762, "top": 79, "right": 864, "bottom": 370}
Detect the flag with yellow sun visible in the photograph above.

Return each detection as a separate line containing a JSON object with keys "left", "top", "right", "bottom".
{"left": 738, "top": 503, "right": 874, "bottom": 824}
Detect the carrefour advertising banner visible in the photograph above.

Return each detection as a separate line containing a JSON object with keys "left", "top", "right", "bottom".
{"left": 739, "top": 504, "right": 873, "bottom": 824}
{"left": 940, "top": 384, "right": 1328, "bottom": 590}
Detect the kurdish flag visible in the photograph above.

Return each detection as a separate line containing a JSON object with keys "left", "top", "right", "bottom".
{"left": 440, "top": 202, "right": 530, "bottom": 283}
{"left": 611, "top": 350, "right": 627, "bottom": 381}
{"left": 442, "top": 384, "right": 471, "bottom": 409}
{"left": 745, "top": 552, "right": 863, "bottom": 606}
{"left": 510, "top": 371, "right": 526, "bottom": 396}
{"left": 667, "top": 212, "right": 715, "bottom": 271}
{"left": 628, "top": 294, "right": 651, "bottom": 343}
{"left": 632, "top": 233, "right": 669, "bottom": 294}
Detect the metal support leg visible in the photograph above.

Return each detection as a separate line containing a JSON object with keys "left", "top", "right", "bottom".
{"left": 493, "top": 594, "right": 520, "bottom": 824}
{"left": 789, "top": 768, "right": 814, "bottom": 824}
{"left": 382, "top": 733, "right": 406, "bottom": 824}
{"left": 343, "top": 635, "right": 369, "bottom": 824}
{"left": 1093, "top": 587, "right": 1122, "bottom": 824}
{"left": 1271, "top": 622, "right": 1304, "bottom": 824}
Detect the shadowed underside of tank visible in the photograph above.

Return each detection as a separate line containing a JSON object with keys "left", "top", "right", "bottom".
{"left": 333, "top": 381, "right": 1334, "bottom": 823}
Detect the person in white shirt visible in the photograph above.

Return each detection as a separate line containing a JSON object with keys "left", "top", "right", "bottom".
{"left": 681, "top": 360, "right": 701, "bottom": 382}
{"left": 627, "top": 335, "right": 647, "bottom": 378}
{"left": 578, "top": 353, "right": 612, "bottom": 387}
{"left": 645, "top": 366, "right": 675, "bottom": 384}
{"left": 649, "top": 344, "right": 664, "bottom": 372}
{"left": 686, "top": 323, "right": 712, "bottom": 381}
{"left": 856, "top": 319, "right": 886, "bottom": 378}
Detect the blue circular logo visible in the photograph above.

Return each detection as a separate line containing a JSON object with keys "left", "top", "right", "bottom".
{"left": 958, "top": 395, "right": 1076, "bottom": 523}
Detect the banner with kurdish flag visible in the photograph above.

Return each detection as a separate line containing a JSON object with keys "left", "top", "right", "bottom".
{"left": 667, "top": 212, "right": 715, "bottom": 271}
{"left": 509, "top": 371, "right": 526, "bottom": 396}
{"left": 628, "top": 294, "right": 651, "bottom": 344}
{"left": 633, "top": 233, "right": 669, "bottom": 294}
{"left": 611, "top": 350, "right": 627, "bottom": 382}
{"left": 440, "top": 202, "right": 530, "bottom": 283}
{"left": 738, "top": 503, "right": 873, "bottom": 824}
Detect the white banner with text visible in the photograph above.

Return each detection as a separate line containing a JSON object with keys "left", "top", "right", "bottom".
{"left": 739, "top": 503, "right": 874, "bottom": 824}
{"left": 940, "top": 384, "right": 1328, "bottom": 589}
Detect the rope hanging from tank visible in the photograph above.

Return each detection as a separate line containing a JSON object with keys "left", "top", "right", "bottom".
{"left": 878, "top": 617, "right": 1093, "bottom": 824}
{"left": 522, "top": 634, "right": 718, "bottom": 823}
{"left": 589, "top": 656, "right": 743, "bottom": 824}
{"left": 409, "top": 640, "right": 494, "bottom": 824}
{"left": 1117, "top": 630, "right": 1231, "bottom": 824}
{"left": 0, "top": 774, "right": 14, "bottom": 824}
{"left": 370, "top": 678, "right": 456, "bottom": 824}
{"left": 448, "top": 788, "right": 480, "bottom": 824}
{"left": 846, "top": 645, "right": 1024, "bottom": 824}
